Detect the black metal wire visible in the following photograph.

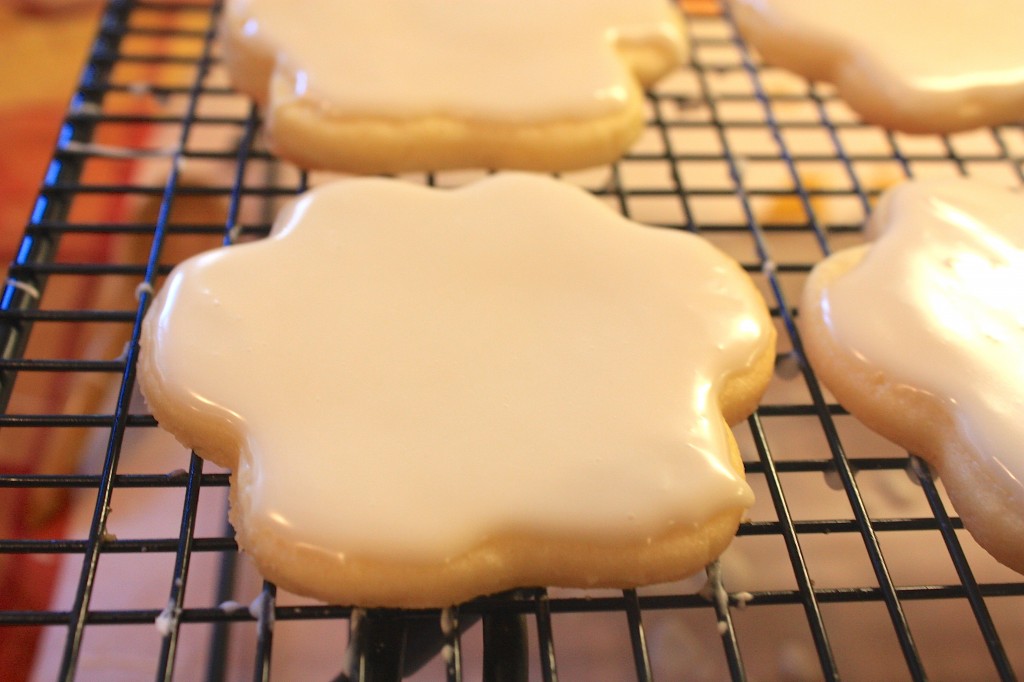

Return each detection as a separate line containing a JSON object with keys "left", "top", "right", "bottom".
{"left": 154, "top": 451, "right": 206, "bottom": 681}
{"left": 534, "top": 591, "right": 559, "bottom": 681}
{"left": 712, "top": 15, "right": 930, "bottom": 680}
{"left": 882, "top": 116, "right": 1019, "bottom": 681}
{"left": 0, "top": 1, "right": 1022, "bottom": 681}
{"left": 622, "top": 589, "right": 653, "bottom": 682}
{"left": 911, "top": 457, "right": 1017, "bottom": 678}
{"left": 748, "top": 412, "right": 839, "bottom": 680}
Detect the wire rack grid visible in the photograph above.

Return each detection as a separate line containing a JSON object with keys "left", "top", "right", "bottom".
{"left": 2, "top": 1, "right": 1023, "bottom": 680}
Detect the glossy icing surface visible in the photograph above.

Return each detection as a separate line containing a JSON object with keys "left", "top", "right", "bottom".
{"left": 226, "top": 0, "right": 686, "bottom": 120}
{"left": 144, "top": 173, "right": 771, "bottom": 562}
{"left": 729, "top": 0, "right": 1024, "bottom": 132}
{"left": 821, "top": 179, "right": 1024, "bottom": 494}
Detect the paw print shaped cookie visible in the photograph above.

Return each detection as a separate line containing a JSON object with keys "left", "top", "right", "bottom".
{"left": 220, "top": 0, "right": 687, "bottom": 173}
{"left": 138, "top": 173, "right": 776, "bottom": 607}
{"left": 800, "top": 179, "right": 1024, "bottom": 574}
{"left": 728, "top": 0, "right": 1024, "bottom": 133}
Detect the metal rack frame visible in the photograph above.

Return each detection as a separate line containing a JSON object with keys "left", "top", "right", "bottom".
{"left": 1, "top": 1, "right": 1022, "bottom": 680}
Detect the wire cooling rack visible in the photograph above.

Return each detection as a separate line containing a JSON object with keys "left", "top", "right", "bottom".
{"left": 2, "top": 1, "right": 1023, "bottom": 680}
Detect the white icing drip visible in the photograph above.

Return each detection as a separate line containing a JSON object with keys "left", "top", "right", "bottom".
{"left": 439, "top": 607, "right": 456, "bottom": 637}
{"left": 340, "top": 608, "right": 365, "bottom": 675}
{"left": 218, "top": 600, "right": 248, "bottom": 613}
{"left": 60, "top": 140, "right": 174, "bottom": 159}
{"left": 249, "top": 590, "right": 275, "bottom": 631}
{"left": 704, "top": 560, "right": 730, "bottom": 635}
{"left": 247, "top": 592, "right": 264, "bottom": 619}
{"left": 69, "top": 101, "right": 103, "bottom": 116}
{"left": 144, "top": 173, "right": 772, "bottom": 563}
{"left": 227, "top": 0, "right": 686, "bottom": 121}
{"left": 135, "top": 281, "right": 156, "bottom": 301}
{"left": 6, "top": 279, "right": 40, "bottom": 300}
{"left": 115, "top": 340, "right": 131, "bottom": 362}
{"left": 822, "top": 179, "right": 1024, "bottom": 497}
{"left": 155, "top": 599, "right": 177, "bottom": 636}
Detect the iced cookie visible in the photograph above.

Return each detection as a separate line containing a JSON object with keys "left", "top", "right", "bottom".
{"left": 138, "top": 173, "right": 776, "bottom": 608}
{"left": 800, "top": 179, "right": 1024, "bottom": 573}
{"left": 219, "top": 0, "right": 687, "bottom": 173}
{"left": 728, "top": 0, "right": 1024, "bottom": 133}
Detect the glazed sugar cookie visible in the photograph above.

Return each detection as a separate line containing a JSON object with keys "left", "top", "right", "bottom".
{"left": 220, "top": 0, "right": 687, "bottom": 173}
{"left": 800, "top": 179, "right": 1024, "bottom": 573}
{"left": 138, "top": 173, "right": 776, "bottom": 608}
{"left": 728, "top": 0, "right": 1024, "bottom": 134}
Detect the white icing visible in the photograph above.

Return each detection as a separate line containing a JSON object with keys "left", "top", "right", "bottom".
{"left": 155, "top": 599, "right": 177, "bottom": 636}
{"left": 135, "top": 281, "right": 155, "bottom": 301}
{"left": 439, "top": 607, "right": 456, "bottom": 637}
{"left": 6, "top": 279, "right": 41, "bottom": 300}
{"left": 821, "top": 179, "right": 1024, "bottom": 496}
{"left": 733, "top": 591, "right": 754, "bottom": 608}
{"left": 729, "top": 0, "right": 1024, "bottom": 132}
{"left": 249, "top": 590, "right": 275, "bottom": 631}
{"left": 703, "top": 560, "right": 730, "bottom": 634}
{"left": 225, "top": 0, "right": 686, "bottom": 121}
{"left": 143, "top": 173, "right": 771, "bottom": 563}
{"left": 218, "top": 600, "right": 248, "bottom": 614}
{"left": 340, "top": 607, "right": 365, "bottom": 678}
